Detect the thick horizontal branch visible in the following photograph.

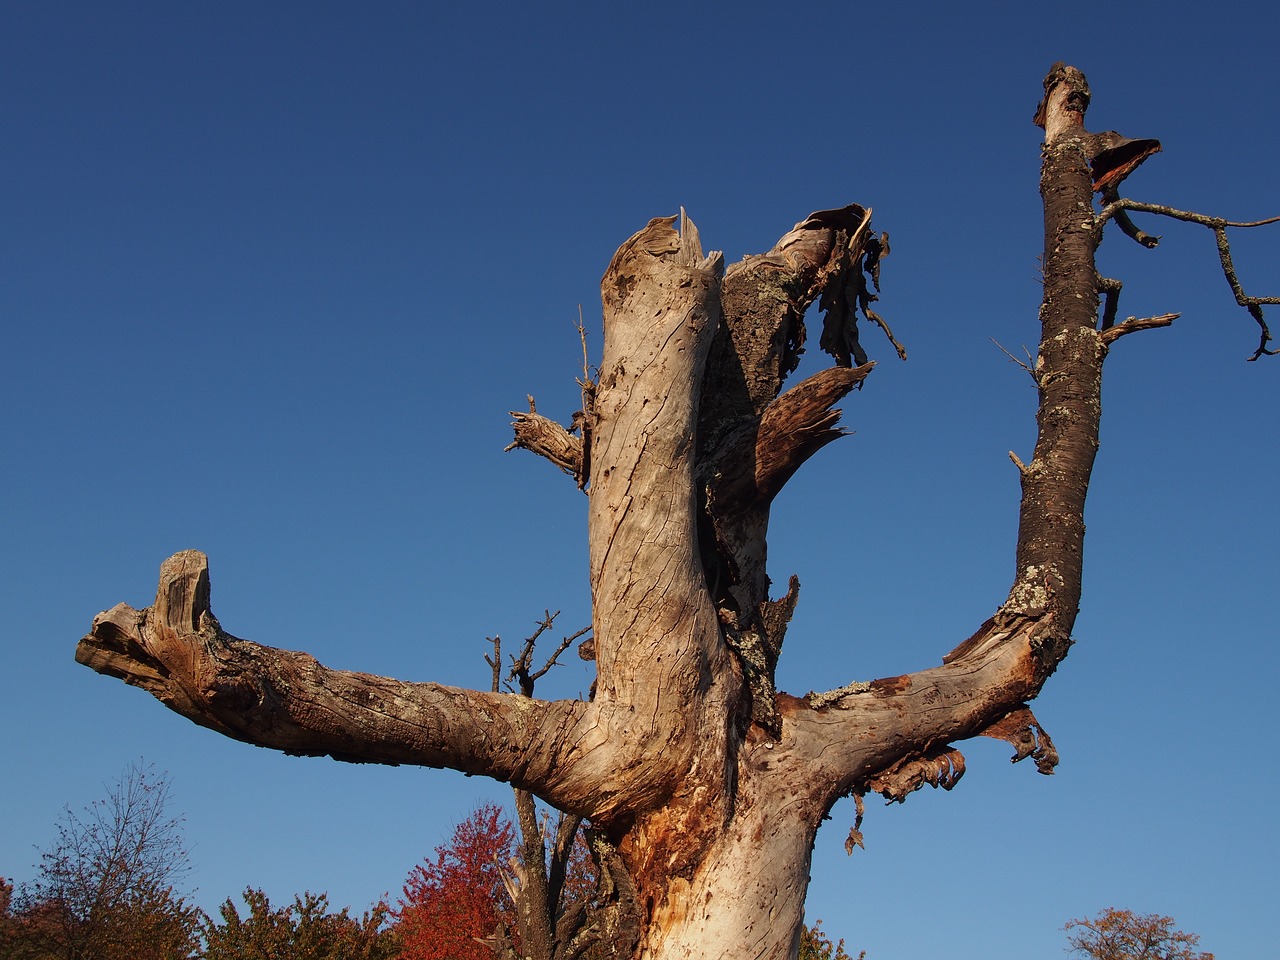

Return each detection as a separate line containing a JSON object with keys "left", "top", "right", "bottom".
{"left": 76, "top": 551, "right": 586, "bottom": 791}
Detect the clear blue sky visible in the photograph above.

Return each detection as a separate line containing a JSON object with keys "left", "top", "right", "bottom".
{"left": 3, "top": 3, "right": 1277, "bottom": 956}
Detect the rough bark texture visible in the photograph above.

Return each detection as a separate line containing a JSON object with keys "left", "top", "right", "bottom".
{"left": 76, "top": 67, "right": 1257, "bottom": 960}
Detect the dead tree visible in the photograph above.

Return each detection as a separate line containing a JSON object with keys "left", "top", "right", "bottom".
{"left": 76, "top": 65, "right": 1274, "bottom": 960}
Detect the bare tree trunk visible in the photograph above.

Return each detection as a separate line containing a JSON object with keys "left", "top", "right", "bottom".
{"left": 75, "top": 66, "right": 1273, "bottom": 960}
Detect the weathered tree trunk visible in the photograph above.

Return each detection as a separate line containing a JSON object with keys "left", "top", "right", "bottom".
{"left": 76, "top": 66, "right": 1265, "bottom": 959}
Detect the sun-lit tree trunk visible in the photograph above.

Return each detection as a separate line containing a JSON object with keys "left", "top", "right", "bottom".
{"left": 76, "top": 65, "right": 1273, "bottom": 960}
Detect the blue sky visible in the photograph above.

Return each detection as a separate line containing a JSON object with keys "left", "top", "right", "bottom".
{"left": 2, "top": 2, "right": 1277, "bottom": 956}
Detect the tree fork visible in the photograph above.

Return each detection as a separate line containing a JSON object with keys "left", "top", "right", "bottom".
{"left": 75, "top": 65, "right": 1276, "bottom": 960}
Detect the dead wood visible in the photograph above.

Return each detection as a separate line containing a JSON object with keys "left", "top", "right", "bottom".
{"left": 76, "top": 65, "right": 1275, "bottom": 960}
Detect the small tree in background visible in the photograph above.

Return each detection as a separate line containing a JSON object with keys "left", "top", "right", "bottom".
{"left": 201, "top": 887, "right": 397, "bottom": 960}
{"left": 396, "top": 803, "right": 516, "bottom": 960}
{"left": 1064, "top": 908, "right": 1213, "bottom": 960}
{"left": 797, "top": 919, "right": 863, "bottom": 960}
{"left": 7, "top": 763, "right": 200, "bottom": 960}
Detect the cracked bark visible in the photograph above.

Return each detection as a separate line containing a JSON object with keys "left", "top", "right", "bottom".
{"left": 75, "top": 66, "right": 1271, "bottom": 960}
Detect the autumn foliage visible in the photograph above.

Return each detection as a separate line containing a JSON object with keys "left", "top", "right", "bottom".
{"left": 395, "top": 803, "right": 516, "bottom": 960}
{"left": 202, "top": 887, "right": 397, "bottom": 960}
{"left": 1, "top": 763, "right": 200, "bottom": 960}
{"left": 798, "top": 919, "right": 864, "bottom": 960}
{"left": 1064, "top": 908, "right": 1213, "bottom": 960}
{"left": 8, "top": 768, "right": 1220, "bottom": 960}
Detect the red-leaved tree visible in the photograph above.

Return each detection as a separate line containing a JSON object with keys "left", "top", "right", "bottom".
{"left": 396, "top": 803, "right": 516, "bottom": 960}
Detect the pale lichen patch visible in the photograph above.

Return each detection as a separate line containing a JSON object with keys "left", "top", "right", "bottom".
{"left": 805, "top": 680, "right": 872, "bottom": 708}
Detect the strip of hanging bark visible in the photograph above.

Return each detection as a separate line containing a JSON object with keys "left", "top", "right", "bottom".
{"left": 844, "top": 793, "right": 866, "bottom": 855}
{"left": 816, "top": 214, "right": 895, "bottom": 368}
{"left": 701, "top": 204, "right": 875, "bottom": 429}
{"left": 978, "top": 706, "right": 1059, "bottom": 775}
{"left": 864, "top": 746, "right": 967, "bottom": 803}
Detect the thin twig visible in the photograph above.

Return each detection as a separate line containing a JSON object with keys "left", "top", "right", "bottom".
{"left": 863, "top": 307, "right": 907, "bottom": 360}
{"left": 575, "top": 307, "right": 597, "bottom": 490}
{"left": 1099, "top": 187, "right": 1159, "bottom": 248}
{"left": 503, "top": 611, "right": 593, "bottom": 697}
{"left": 990, "top": 338, "right": 1036, "bottom": 382}
{"left": 486, "top": 637, "right": 503, "bottom": 694}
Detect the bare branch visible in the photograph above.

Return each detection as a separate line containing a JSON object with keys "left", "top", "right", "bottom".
{"left": 1110, "top": 205, "right": 1161, "bottom": 248}
{"left": 507, "top": 397, "right": 585, "bottom": 481}
{"left": 1098, "top": 199, "right": 1280, "bottom": 230}
{"left": 863, "top": 305, "right": 907, "bottom": 361}
{"left": 1096, "top": 274, "right": 1123, "bottom": 330}
{"left": 75, "top": 551, "right": 583, "bottom": 787}
{"left": 1097, "top": 198, "right": 1279, "bottom": 358}
{"left": 1100, "top": 312, "right": 1179, "bottom": 345}
{"left": 506, "top": 610, "right": 591, "bottom": 697}
{"left": 507, "top": 310, "right": 598, "bottom": 487}
{"left": 487, "top": 635, "right": 503, "bottom": 693}
{"left": 1099, "top": 187, "right": 1160, "bottom": 248}
{"left": 574, "top": 307, "right": 596, "bottom": 491}
{"left": 990, "top": 338, "right": 1036, "bottom": 381}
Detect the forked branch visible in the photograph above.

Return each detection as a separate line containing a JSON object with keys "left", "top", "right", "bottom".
{"left": 1098, "top": 198, "right": 1280, "bottom": 358}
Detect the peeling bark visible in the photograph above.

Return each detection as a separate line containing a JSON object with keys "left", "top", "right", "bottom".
{"left": 75, "top": 66, "right": 1273, "bottom": 960}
